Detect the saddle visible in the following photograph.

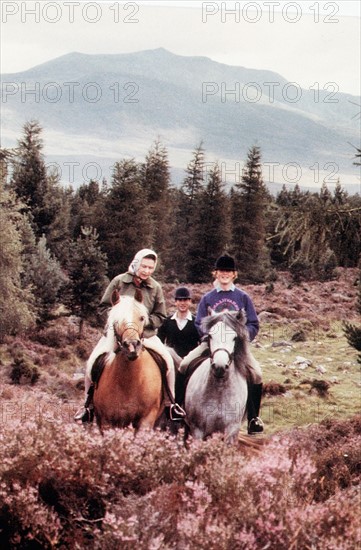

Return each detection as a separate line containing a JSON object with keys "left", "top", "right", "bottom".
{"left": 146, "top": 347, "right": 173, "bottom": 404}
{"left": 91, "top": 353, "right": 108, "bottom": 387}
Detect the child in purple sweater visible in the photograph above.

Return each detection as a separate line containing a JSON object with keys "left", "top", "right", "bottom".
{"left": 179, "top": 254, "right": 264, "bottom": 435}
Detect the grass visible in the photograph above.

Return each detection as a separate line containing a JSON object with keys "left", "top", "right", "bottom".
{"left": 0, "top": 316, "right": 359, "bottom": 437}
{"left": 254, "top": 321, "right": 361, "bottom": 434}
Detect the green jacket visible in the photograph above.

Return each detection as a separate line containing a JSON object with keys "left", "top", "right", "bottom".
{"left": 100, "top": 272, "right": 166, "bottom": 338}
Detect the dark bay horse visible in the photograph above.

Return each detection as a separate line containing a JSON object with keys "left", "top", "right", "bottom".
{"left": 184, "top": 309, "right": 254, "bottom": 444}
{"left": 93, "top": 290, "right": 164, "bottom": 432}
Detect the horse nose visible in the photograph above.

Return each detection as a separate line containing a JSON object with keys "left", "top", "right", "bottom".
{"left": 212, "top": 364, "right": 226, "bottom": 379}
{"left": 123, "top": 339, "right": 142, "bottom": 360}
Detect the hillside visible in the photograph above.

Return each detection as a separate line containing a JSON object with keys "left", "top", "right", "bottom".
{"left": 0, "top": 268, "right": 360, "bottom": 547}
{"left": 0, "top": 268, "right": 359, "bottom": 430}
{"left": 1, "top": 49, "right": 359, "bottom": 189}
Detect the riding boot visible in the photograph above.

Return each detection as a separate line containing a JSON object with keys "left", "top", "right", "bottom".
{"left": 175, "top": 371, "right": 187, "bottom": 407}
{"left": 247, "top": 382, "right": 264, "bottom": 435}
{"left": 164, "top": 371, "right": 187, "bottom": 421}
{"left": 74, "top": 383, "right": 95, "bottom": 423}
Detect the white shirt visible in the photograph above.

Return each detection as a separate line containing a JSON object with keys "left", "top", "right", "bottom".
{"left": 171, "top": 310, "right": 193, "bottom": 330}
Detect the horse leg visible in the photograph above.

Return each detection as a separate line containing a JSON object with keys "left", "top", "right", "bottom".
{"left": 191, "top": 426, "right": 205, "bottom": 440}
{"left": 94, "top": 410, "right": 104, "bottom": 435}
{"left": 136, "top": 407, "right": 160, "bottom": 431}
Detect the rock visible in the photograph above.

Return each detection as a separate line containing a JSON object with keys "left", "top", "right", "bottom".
{"left": 294, "top": 356, "right": 312, "bottom": 366}
{"left": 316, "top": 365, "right": 327, "bottom": 374}
{"left": 272, "top": 341, "right": 292, "bottom": 348}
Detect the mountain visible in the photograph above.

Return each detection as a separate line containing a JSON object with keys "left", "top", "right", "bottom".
{"left": 1, "top": 48, "right": 360, "bottom": 190}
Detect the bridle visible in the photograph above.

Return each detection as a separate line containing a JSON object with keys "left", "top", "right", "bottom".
{"left": 209, "top": 346, "right": 234, "bottom": 368}
{"left": 113, "top": 322, "right": 144, "bottom": 355}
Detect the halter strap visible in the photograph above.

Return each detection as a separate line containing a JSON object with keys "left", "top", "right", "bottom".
{"left": 210, "top": 347, "right": 234, "bottom": 367}
{"left": 113, "top": 323, "right": 144, "bottom": 354}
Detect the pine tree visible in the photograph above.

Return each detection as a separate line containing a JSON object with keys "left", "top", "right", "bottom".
{"left": 174, "top": 143, "right": 205, "bottom": 280}
{"left": 0, "top": 185, "right": 35, "bottom": 339}
{"left": 10, "top": 121, "right": 71, "bottom": 257}
{"left": 140, "top": 140, "right": 173, "bottom": 274}
{"left": 231, "top": 145, "right": 270, "bottom": 282}
{"left": 22, "top": 235, "right": 68, "bottom": 322}
{"left": 99, "top": 159, "right": 153, "bottom": 278}
{"left": 67, "top": 227, "right": 108, "bottom": 336}
{"left": 343, "top": 149, "right": 361, "bottom": 361}
{"left": 274, "top": 184, "right": 360, "bottom": 280}
{"left": 188, "top": 163, "right": 231, "bottom": 282}
{"left": 69, "top": 179, "right": 107, "bottom": 247}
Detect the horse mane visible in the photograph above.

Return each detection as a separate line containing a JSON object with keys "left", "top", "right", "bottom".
{"left": 107, "top": 295, "right": 149, "bottom": 327}
{"left": 202, "top": 309, "right": 247, "bottom": 339}
{"left": 202, "top": 310, "right": 254, "bottom": 380}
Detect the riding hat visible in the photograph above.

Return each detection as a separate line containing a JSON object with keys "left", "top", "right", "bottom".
{"left": 175, "top": 287, "right": 191, "bottom": 300}
{"left": 215, "top": 254, "right": 237, "bottom": 271}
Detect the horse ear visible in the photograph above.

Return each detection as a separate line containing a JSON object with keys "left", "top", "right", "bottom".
{"left": 134, "top": 288, "right": 143, "bottom": 303}
{"left": 207, "top": 306, "right": 216, "bottom": 316}
{"left": 236, "top": 309, "right": 246, "bottom": 322}
{"left": 111, "top": 289, "right": 121, "bottom": 305}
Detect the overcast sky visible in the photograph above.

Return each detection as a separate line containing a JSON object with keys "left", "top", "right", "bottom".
{"left": 1, "top": 0, "right": 360, "bottom": 95}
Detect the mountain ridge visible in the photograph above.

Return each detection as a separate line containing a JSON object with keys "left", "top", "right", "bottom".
{"left": 1, "top": 49, "right": 359, "bottom": 190}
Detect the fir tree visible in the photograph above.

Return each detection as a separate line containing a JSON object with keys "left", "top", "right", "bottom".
{"left": 0, "top": 186, "right": 35, "bottom": 339}
{"left": 10, "top": 121, "right": 71, "bottom": 257}
{"left": 22, "top": 235, "right": 68, "bottom": 322}
{"left": 188, "top": 163, "right": 230, "bottom": 282}
{"left": 99, "top": 159, "right": 153, "bottom": 278}
{"left": 70, "top": 179, "right": 106, "bottom": 242}
{"left": 231, "top": 145, "right": 270, "bottom": 282}
{"left": 174, "top": 143, "right": 205, "bottom": 280}
{"left": 67, "top": 227, "right": 108, "bottom": 336}
{"left": 140, "top": 140, "right": 173, "bottom": 273}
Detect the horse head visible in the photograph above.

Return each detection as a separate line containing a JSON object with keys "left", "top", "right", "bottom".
{"left": 109, "top": 291, "right": 149, "bottom": 361}
{"left": 203, "top": 309, "right": 241, "bottom": 380}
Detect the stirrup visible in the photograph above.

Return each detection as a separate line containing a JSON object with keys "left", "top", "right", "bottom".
{"left": 169, "top": 403, "right": 186, "bottom": 421}
{"left": 248, "top": 416, "right": 264, "bottom": 435}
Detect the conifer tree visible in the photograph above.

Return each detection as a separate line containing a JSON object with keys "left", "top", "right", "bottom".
{"left": 0, "top": 186, "right": 35, "bottom": 339}
{"left": 22, "top": 235, "right": 68, "bottom": 322}
{"left": 67, "top": 227, "right": 108, "bottom": 335}
{"left": 343, "top": 149, "right": 361, "bottom": 361}
{"left": 174, "top": 143, "right": 205, "bottom": 280}
{"left": 10, "top": 121, "right": 71, "bottom": 259}
{"left": 70, "top": 179, "right": 105, "bottom": 241}
{"left": 141, "top": 140, "right": 173, "bottom": 273}
{"left": 231, "top": 145, "right": 270, "bottom": 282}
{"left": 98, "top": 159, "right": 153, "bottom": 278}
{"left": 187, "top": 163, "right": 230, "bottom": 282}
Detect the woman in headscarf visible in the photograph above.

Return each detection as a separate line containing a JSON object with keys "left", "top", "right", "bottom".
{"left": 74, "top": 249, "right": 184, "bottom": 422}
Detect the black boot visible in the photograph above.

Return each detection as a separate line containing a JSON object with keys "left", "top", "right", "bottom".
{"left": 74, "top": 384, "right": 94, "bottom": 423}
{"left": 175, "top": 371, "right": 187, "bottom": 408}
{"left": 247, "top": 383, "right": 264, "bottom": 435}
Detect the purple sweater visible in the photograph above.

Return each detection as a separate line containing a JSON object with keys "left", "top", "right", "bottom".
{"left": 195, "top": 286, "right": 259, "bottom": 341}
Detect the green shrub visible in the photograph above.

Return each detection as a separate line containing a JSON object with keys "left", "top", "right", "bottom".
{"left": 9, "top": 353, "right": 40, "bottom": 385}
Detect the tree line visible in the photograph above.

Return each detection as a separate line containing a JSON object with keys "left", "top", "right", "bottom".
{"left": 1, "top": 120, "right": 360, "bottom": 340}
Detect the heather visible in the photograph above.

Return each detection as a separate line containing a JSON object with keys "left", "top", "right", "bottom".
{"left": 0, "top": 270, "right": 360, "bottom": 548}
{"left": 0, "top": 415, "right": 360, "bottom": 549}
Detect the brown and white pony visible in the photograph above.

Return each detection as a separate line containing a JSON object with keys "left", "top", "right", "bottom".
{"left": 93, "top": 289, "right": 164, "bottom": 432}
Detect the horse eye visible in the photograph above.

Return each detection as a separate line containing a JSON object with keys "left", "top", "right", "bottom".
{"left": 139, "top": 316, "right": 145, "bottom": 322}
